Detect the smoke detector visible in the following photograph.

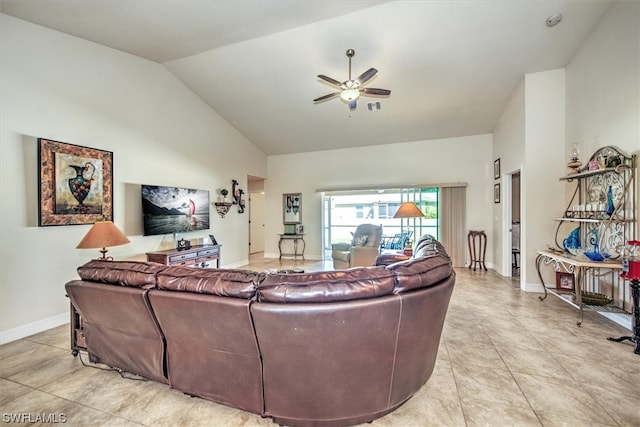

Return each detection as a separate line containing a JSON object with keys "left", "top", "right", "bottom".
{"left": 546, "top": 14, "right": 562, "bottom": 27}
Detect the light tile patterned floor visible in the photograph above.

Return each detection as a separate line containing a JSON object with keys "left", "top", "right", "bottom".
{"left": 1, "top": 254, "right": 638, "bottom": 426}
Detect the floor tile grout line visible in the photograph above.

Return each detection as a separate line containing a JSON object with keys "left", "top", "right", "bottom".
{"left": 441, "top": 338, "right": 470, "bottom": 427}
{"left": 486, "top": 331, "right": 545, "bottom": 426}
{"left": 544, "top": 348, "right": 624, "bottom": 427}
{"left": 487, "top": 313, "right": 623, "bottom": 426}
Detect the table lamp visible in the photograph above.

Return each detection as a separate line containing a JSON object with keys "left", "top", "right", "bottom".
{"left": 393, "top": 201, "right": 425, "bottom": 254}
{"left": 76, "top": 220, "right": 130, "bottom": 260}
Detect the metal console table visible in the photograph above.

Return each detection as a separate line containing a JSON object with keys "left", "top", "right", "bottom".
{"left": 536, "top": 249, "right": 627, "bottom": 326}
{"left": 278, "top": 234, "right": 305, "bottom": 260}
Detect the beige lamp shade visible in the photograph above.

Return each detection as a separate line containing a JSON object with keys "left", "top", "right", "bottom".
{"left": 393, "top": 202, "right": 424, "bottom": 253}
{"left": 77, "top": 221, "right": 130, "bottom": 259}
{"left": 393, "top": 201, "right": 425, "bottom": 218}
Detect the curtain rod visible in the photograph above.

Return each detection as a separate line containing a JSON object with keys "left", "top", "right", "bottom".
{"left": 315, "top": 182, "right": 467, "bottom": 194}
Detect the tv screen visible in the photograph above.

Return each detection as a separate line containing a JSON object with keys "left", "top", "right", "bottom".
{"left": 141, "top": 185, "right": 210, "bottom": 236}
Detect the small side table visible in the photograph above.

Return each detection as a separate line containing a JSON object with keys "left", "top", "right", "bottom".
{"left": 278, "top": 234, "right": 305, "bottom": 260}
{"left": 468, "top": 230, "right": 487, "bottom": 271}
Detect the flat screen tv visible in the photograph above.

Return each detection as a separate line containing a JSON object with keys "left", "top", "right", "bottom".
{"left": 141, "top": 184, "right": 210, "bottom": 236}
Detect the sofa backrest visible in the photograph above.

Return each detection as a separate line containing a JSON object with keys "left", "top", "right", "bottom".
{"left": 65, "top": 279, "right": 167, "bottom": 383}
{"left": 252, "top": 270, "right": 455, "bottom": 426}
{"left": 67, "top": 260, "right": 170, "bottom": 382}
{"left": 77, "top": 259, "right": 167, "bottom": 287}
{"left": 386, "top": 253, "right": 453, "bottom": 293}
{"left": 389, "top": 273, "right": 455, "bottom": 406}
{"left": 147, "top": 290, "right": 264, "bottom": 414}
{"left": 257, "top": 266, "right": 395, "bottom": 303}
{"left": 156, "top": 266, "right": 263, "bottom": 299}
{"left": 252, "top": 294, "right": 403, "bottom": 424}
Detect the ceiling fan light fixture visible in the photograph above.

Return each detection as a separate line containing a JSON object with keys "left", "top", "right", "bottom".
{"left": 340, "top": 89, "right": 360, "bottom": 102}
{"left": 314, "top": 49, "right": 389, "bottom": 110}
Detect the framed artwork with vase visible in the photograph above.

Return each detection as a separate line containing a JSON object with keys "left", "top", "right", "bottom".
{"left": 38, "top": 138, "right": 113, "bottom": 226}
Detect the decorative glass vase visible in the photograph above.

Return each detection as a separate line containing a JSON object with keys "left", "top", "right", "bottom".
{"left": 606, "top": 185, "right": 615, "bottom": 216}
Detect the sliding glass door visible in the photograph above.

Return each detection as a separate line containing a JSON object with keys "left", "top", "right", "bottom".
{"left": 322, "top": 188, "right": 439, "bottom": 257}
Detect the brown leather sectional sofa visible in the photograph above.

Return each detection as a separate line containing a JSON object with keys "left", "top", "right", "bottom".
{"left": 65, "top": 234, "right": 455, "bottom": 426}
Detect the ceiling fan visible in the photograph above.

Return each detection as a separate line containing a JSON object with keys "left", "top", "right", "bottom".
{"left": 313, "top": 49, "right": 391, "bottom": 111}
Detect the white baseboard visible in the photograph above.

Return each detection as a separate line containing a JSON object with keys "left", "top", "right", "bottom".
{"left": 223, "top": 259, "right": 250, "bottom": 269}
{"left": 263, "top": 252, "right": 323, "bottom": 261}
{"left": 524, "top": 281, "right": 545, "bottom": 293}
{"left": 0, "top": 312, "right": 68, "bottom": 345}
{"left": 599, "top": 312, "right": 632, "bottom": 331}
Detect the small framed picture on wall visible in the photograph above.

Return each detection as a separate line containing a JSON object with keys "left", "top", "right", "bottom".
{"left": 494, "top": 158, "right": 501, "bottom": 180}
{"left": 494, "top": 183, "right": 500, "bottom": 204}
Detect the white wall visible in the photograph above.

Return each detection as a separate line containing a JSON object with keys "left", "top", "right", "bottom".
{"left": 492, "top": 81, "right": 525, "bottom": 276}
{"left": 523, "top": 69, "right": 567, "bottom": 291}
{"left": 265, "top": 135, "right": 493, "bottom": 261}
{"left": 491, "top": 1, "right": 639, "bottom": 290}
{"left": 566, "top": 0, "right": 639, "bottom": 219}
{"left": 0, "top": 15, "right": 267, "bottom": 342}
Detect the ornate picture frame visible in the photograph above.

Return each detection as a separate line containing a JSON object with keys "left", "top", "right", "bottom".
{"left": 555, "top": 272, "right": 575, "bottom": 292}
{"left": 38, "top": 138, "right": 113, "bottom": 226}
{"left": 283, "top": 193, "right": 302, "bottom": 224}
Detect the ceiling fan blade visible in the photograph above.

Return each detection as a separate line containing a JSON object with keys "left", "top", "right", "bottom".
{"left": 318, "top": 75, "right": 343, "bottom": 88}
{"left": 355, "top": 68, "right": 378, "bottom": 85}
{"left": 361, "top": 88, "right": 391, "bottom": 96}
{"left": 313, "top": 92, "right": 340, "bottom": 102}
{"left": 349, "top": 99, "right": 357, "bottom": 111}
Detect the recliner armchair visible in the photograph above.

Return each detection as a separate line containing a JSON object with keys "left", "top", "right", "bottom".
{"left": 331, "top": 224, "right": 383, "bottom": 269}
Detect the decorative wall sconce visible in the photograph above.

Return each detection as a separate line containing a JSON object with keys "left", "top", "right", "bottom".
{"left": 214, "top": 201, "right": 232, "bottom": 218}
{"left": 232, "top": 179, "right": 246, "bottom": 213}
{"left": 214, "top": 188, "right": 231, "bottom": 218}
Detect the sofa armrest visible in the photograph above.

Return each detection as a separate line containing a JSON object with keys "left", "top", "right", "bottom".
{"left": 331, "top": 242, "right": 352, "bottom": 251}
{"left": 350, "top": 246, "right": 380, "bottom": 267}
{"left": 376, "top": 252, "right": 411, "bottom": 266}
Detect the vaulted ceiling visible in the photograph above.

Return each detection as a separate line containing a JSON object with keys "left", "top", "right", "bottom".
{"left": 1, "top": 0, "right": 614, "bottom": 155}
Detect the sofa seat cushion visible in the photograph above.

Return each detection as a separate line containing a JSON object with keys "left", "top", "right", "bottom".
{"left": 387, "top": 254, "right": 453, "bottom": 293}
{"left": 77, "top": 260, "right": 167, "bottom": 288}
{"left": 258, "top": 266, "right": 395, "bottom": 303}
{"left": 157, "top": 267, "right": 263, "bottom": 299}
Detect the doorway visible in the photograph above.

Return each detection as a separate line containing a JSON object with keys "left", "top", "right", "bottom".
{"left": 511, "top": 172, "right": 521, "bottom": 277}
{"left": 248, "top": 176, "right": 265, "bottom": 255}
